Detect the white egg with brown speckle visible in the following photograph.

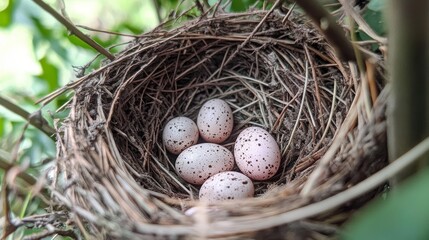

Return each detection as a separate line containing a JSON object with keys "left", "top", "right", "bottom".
{"left": 175, "top": 143, "right": 235, "bottom": 185}
{"left": 162, "top": 117, "right": 199, "bottom": 155}
{"left": 199, "top": 171, "right": 254, "bottom": 203}
{"left": 234, "top": 127, "right": 281, "bottom": 180}
{"left": 197, "top": 99, "right": 233, "bottom": 143}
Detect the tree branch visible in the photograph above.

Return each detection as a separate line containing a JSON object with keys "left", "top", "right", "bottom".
{"left": 291, "top": 0, "right": 359, "bottom": 62}
{"left": 0, "top": 155, "right": 37, "bottom": 186}
{"left": 31, "top": 0, "right": 115, "bottom": 61}
{"left": 0, "top": 96, "right": 56, "bottom": 139}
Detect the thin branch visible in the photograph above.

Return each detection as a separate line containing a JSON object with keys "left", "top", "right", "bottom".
{"left": 282, "top": 2, "right": 296, "bottom": 24}
{"left": 1, "top": 181, "right": 17, "bottom": 239}
{"left": 291, "top": 0, "right": 359, "bottom": 62}
{"left": 31, "top": 0, "right": 115, "bottom": 61}
{"left": 0, "top": 153, "right": 51, "bottom": 209}
{"left": 76, "top": 25, "right": 139, "bottom": 37}
{"left": 0, "top": 96, "right": 56, "bottom": 139}
{"left": 301, "top": 88, "right": 359, "bottom": 196}
{"left": 22, "top": 228, "right": 78, "bottom": 240}
{"left": 282, "top": 60, "right": 309, "bottom": 156}
{"left": 0, "top": 154, "right": 37, "bottom": 186}
{"left": 194, "top": 0, "right": 205, "bottom": 13}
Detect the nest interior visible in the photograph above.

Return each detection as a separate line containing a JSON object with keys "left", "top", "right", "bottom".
{"left": 54, "top": 8, "right": 387, "bottom": 239}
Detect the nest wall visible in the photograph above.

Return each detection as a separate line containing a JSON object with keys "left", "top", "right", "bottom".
{"left": 52, "top": 9, "right": 387, "bottom": 239}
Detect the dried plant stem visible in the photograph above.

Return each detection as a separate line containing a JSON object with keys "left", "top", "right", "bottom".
{"left": 282, "top": 60, "right": 309, "bottom": 157}
{"left": 313, "top": 80, "right": 337, "bottom": 151}
{"left": 31, "top": 0, "right": 115, "bottom": 61}
{"left": 220, "top": 0, "right": 281, "bottom": 69}
{"left": 22, "top": 229, "right": 77, "bottom": 240}
{"left": 301, "top": 87, "right": 360, "bottom": 196}
{"left": 76, "top": 25, "right": 140, "bottom": 37}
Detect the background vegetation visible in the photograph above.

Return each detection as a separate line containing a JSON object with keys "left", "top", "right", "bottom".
{"left": 1, "top": 0, "right": 428, "bottom": 239}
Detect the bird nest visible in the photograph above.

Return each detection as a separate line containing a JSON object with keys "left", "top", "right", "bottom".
{"left": 48, "top": 6, "right": 387, "bottom": 239}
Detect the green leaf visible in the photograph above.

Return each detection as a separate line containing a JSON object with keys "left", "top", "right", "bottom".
{"left": 0, "top": 117, "right": 4, "bottom": 136}
{"left": 363, "top": 9, "right": 386, "bottom": 36}
{"left": 21, "top": 128, "right": 55, "bottom": 166}
{"left": 357, "top": 8, "right": 386, "bottom": 50}
{"left": 0, "top": 0, "right": 15, "bottom": 27}
{"left": 120, "top": 22, "right": 144, "bottom": 35}
{"left": 231, "top": 0, "right": 257, "bottom": 12}
{"left": 343, "top": 169, "right": 429, "bottom": 240}
{"left": 30, "top": 15, "right": 53, "bottom": 39}
{"left": 368, "top": 0, "right": 386, "bottom": 11}
{"left": 51, "top": 108, "right": 70, "bottom": 120}
{"left": 208, "top": 0, "right": 231, "bottom": 11}
{"left": 20, "top": 190, "right": 33, "bottom": 218}
{"left": 30, "top": 16, "right": 69, "bottom": 61}
{"left": 22, "top": 228, "right": 44, "bottom": 236}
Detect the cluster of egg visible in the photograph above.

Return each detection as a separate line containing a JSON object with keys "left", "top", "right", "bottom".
{"left": 162, "top": 99, "right": 281, "bottom": 203}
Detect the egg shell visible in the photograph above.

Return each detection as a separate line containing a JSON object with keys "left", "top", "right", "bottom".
{"left": 197, "top": 99, "right": 233, "bottom": 143}
{"left": 175, "top": 143, "right": 235, "bottom": 185}
{"left": 199, "top": 171, "right": 254, "bottom": 203}
{"left": 162, "top": 117, "right": 199, "bottom": 155}
{"left": 234, "top": 127, "right": 281, "bottom": 180}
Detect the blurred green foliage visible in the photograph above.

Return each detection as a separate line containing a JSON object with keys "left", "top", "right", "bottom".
{"left": 367, "top": 0, "right": 386, "bottom": 11}
{"left": 343, "top": 169, "right": 429, "bottom": 240}
{"left": 0, "top": 0, "right": 14, "bottom": 27}
{"left": 230, "top": 0, "right": 258, "bottom": 11}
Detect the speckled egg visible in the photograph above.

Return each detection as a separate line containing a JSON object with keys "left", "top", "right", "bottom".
{"left": 199, "top": 171, "right": 254, "bottom": 202}
{"left": 197, "top": 99, "right": 233, "bottom": 143}
{"left": 175, "top": 143, "right": 235, "bottom": 185}
{"left": 234, "top": 127, "right": 281, "bottom": 180}
{"left": 162, "top": 117, "right": 199, "bottom": 155}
